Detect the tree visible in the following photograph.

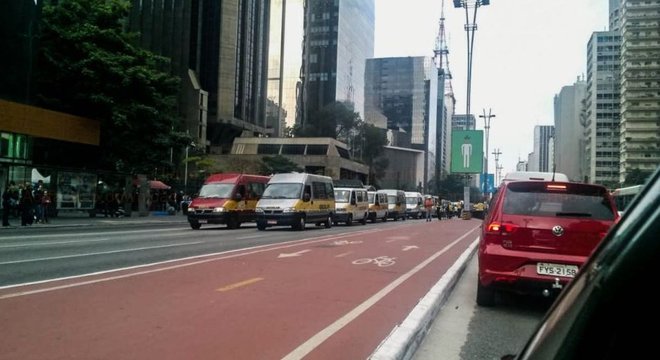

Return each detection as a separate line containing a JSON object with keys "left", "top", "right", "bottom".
{"left": 356, "top": 122, "right": 388, "bottom": 185}
{"left": 261, "top": 155, "right": 303, "bottom": 174}
{"left": 624, "top": 168, "right": 651, "bottom": 186}
{"left": 35, "top": 0, "right": 189, "bottom": 174}
{"left": 295, "top": 101, "right": 359, "bottom": 140}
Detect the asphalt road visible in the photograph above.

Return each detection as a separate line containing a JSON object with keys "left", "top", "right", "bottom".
{"left": 1, "top": 218, "right": 481, "bottom": 359}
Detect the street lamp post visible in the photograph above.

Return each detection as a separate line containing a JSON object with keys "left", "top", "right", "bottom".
{"left": 479, "top": 108, "right": 495, "bottom": 194}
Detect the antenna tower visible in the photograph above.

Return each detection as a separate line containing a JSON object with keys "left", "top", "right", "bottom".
{"left": 434, "top": 0, "right": 454, "bottom": 95}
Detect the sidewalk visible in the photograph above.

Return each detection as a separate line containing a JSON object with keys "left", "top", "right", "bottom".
{"left": 1, "top": 211, "right": 189, "bottom": 230}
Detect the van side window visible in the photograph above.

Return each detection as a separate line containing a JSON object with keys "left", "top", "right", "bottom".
{"left": 356, "top": 191, "right": 364, "bottom": 203}
{"left": 312, "top": 182, "right": 327, "bottom": 199}
{"left": 247, "top": 182, "right": 265, "bottom": 200}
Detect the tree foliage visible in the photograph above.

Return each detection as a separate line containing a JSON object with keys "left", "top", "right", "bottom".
{"left": 261, "top": 155, "right": 303, "bottom": 174}
{"left": 35, "top": 0, "right": 189, "bottom": 174}
{"left": 294, "top": 101, "right": 359, "bottom": 140}
{"left": 624, "top": 168, "right": 651, "bottom": 187}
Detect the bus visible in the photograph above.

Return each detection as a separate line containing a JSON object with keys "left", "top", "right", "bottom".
{"left": 611, "top": 185, "right": 643, "bottom": 215}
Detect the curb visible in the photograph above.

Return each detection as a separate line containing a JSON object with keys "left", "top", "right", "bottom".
{"left": 0, "top": 219, "right": 189, "bottom": 231}
{"left": 369, "top": 237, "right": 479, "bottom": 360}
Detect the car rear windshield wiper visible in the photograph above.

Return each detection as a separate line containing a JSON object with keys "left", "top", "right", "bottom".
{"left": 555, "top": 212, "right": 592, "bottom": 217}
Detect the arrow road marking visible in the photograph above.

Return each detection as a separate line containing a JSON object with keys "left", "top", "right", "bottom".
{"left": 278, "top": 249, "right": 311, "bottom": 258}
{"left": 402, "top": 245, "right": 419, "bottom": 251}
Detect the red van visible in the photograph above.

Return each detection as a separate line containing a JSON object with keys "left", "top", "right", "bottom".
{"left": 477, "top": 179, "right": 618, "bottom": 306}
{"left": 187, "top": 173, "right": 270, "bottom": 230}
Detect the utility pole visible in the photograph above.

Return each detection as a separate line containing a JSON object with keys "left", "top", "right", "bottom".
{"left": 452, "top": 0, "right": 491, "bottom": 117}
{"left": 479, "top": 108, "right": 495, "bottom": 193}
{"left": 492, "top": 148, "right": 502, "bottom": 183}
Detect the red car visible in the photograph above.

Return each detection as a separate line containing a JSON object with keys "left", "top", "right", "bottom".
{"left": 477, "top": 179, "right": 618, "bottom": 306}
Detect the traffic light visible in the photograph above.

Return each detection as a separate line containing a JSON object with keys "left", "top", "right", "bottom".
{"left": 481, "top": 0, "right": 490, "bottom": 5}
{"left": 453, "top": 0, "right": 462, "bottom": 8}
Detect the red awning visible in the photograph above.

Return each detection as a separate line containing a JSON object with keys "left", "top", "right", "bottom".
{"left": 149, "top": 180, "right": 171, "bottom": 190}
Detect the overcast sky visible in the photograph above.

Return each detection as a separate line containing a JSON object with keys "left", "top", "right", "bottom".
{"left": 374, "top": 0, "right": 609, "bottom": 176}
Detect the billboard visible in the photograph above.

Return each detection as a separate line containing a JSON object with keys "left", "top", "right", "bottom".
{"left": 450, "top": 130, "right": 484, "bottom": 174}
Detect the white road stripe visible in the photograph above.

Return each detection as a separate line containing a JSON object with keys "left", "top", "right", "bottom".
{"left": 0, "top": 231, "right": 192, "bottom": 249}
{"left": 235, "top": 234, "right": 271, "bottom": 240}
{"left": 0, "top": 225, "right": 411, "bottom": 296}
{"left": 281, "top": 225, "right": 481, "bottom": 360}
{"left": 0, "top": 242, "right": 204, "bottom": 265}
{"left": 0, "top": 227, "right": 190, "bottom": 240}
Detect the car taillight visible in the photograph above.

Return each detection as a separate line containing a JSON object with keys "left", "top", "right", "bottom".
{"left": 546, "top": 184, "right": 567, "bottom": 191}
{"left": 486, "top": 222, "right": 518, "bottom": 234}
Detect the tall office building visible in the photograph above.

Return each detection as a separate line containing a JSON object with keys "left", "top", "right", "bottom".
{"left": 438, "top": 78, "right": 455, "bottom": 179}
{"left": 584, "top": 30, "right": 621, "bottom": 186}
{"left": 554, "top": 78, "right": 586, "bottom": 182}
{"left": 619, "top": 0, "right": 660, "bottom": 182}
{"left": 129, "top": 0, "right": 271, "bottom": 152}
{"left": 267, "top": 0, "right": 305, "bottom": 137}
{"left": 451, "top": 114, "right": 476, "bottom": 130}
{"left": 532, "top": 125, "right": 554, "bottom": 172}
{"left": 364, "top": 56, "right": 439, "bottom": 189}
{"left": 298, "top": 0, "right": 375, "bottom": 129}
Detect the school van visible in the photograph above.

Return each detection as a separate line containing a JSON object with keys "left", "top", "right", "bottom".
{"left": 255, "top": 173, "right": 335, "bottom": 231}
{"left": 367, "top": 191, "right": 389, "bottom": 223}
{"left": 405, "top": 191, "right": 424, "bottom": 219}
{"left": 380, "top": 189, "right": 407, "bottom": 221}
{"left": 333, "top": 187, "right": 369, "bottom": 225}
{"left": 187, "top": 173, "right": 270, "bottom": 230}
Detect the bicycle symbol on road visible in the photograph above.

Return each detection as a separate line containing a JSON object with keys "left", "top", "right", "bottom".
{"left": 352, "top": 256, "right": 396, "bottom": 267}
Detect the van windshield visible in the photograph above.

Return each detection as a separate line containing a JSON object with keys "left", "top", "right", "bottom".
{"left": 406, "top": 197, "right": 418, "bottom": 205}
{"left": 335, "top": 190, "right": 351, "bottom": 203}
{"left": 261, "top": 183, "right": 302, "bottom": 199}
{"left": 198, "top": 183, "right": 235, "bottom": 198}
{"left": 387, "top": 195, "right": 397, "bottom": 204}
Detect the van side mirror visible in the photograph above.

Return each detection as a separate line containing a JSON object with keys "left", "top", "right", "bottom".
{"left": 303, "top": 193, "right": 311, "bottom": 202}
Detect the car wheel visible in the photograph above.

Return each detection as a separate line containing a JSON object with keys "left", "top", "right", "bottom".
{"left": 476, "top": 281, "right": 495, "bottom": 307}
{"left": 227, "top": 215, "right": 239, "bottom": 229}
{"left": 346, "top": 214, "right": 353, "bottom": 226}
{"left": 325, "top": 214, "right": 332, "bottom": 228}
{"left": 190, "top": 221, "right": 201, "bottom": 230}
{"left": 257, "top": 222, "right": 266, "bottom": 231}
{"left": 360, "top": 214, "right": 367, "bottom": 225}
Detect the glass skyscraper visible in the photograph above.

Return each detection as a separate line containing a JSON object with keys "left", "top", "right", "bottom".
{"left": 299, "top": 0, "right": 375, "bottom": 129}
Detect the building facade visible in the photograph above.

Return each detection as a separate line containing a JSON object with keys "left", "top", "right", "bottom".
{"left": 267, "top": 0, "right": 305, "bottom": 136}
{"left": 364, "top": 56, "right": 439, "bottom": 190}
{"left": 584, "top": 30, "right": 622, "bottom": 186}
{"left": 554, "top": 78, "right": 587, "bottom": 182}
{"left": 298, "top": 0, "right": 375, "bottom": 128}
{"left": 439, "top": 90, "right": 455, "bottom": 178}
{"left": 128, "top": 0, "right": 271, "bottom": 153}
{"left": 619, "top": 0, "right": 660, "bottom": 182}
{"left": 532, "top": 125, "right": 554, "bottom": 172}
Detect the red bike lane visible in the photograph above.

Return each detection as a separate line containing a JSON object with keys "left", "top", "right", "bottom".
{"left": 0, "top": 219, "right": 481, "bottom": 360}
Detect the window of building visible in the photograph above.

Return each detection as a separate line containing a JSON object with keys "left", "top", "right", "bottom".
{"left": 335, "top": 146, "right": 350, "bottom": 159}
{"left": 257, "top": 144, "right": 281, "bottom": 155}
{"left": 281, "top": 144, "right": 306, "bottom": 155}
{"left": 306, "top": 145, "right": 328, "bottom": 155}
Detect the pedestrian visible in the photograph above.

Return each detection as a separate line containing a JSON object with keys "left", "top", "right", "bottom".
{"left": 2, "top": 184, "right": 12, "bottom": 226}
{"left": 424, "top": 196, "right": 434, "bottom": 222}
{"left": 20, "top": 185, "right": 34, "bottom": 226}
{"left": 436, "top": 198, "right": 442, "bottom": 221}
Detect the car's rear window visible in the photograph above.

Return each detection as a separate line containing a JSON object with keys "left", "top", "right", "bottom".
{"left": 502, "top": 182, "right": 615, "bottom": 220}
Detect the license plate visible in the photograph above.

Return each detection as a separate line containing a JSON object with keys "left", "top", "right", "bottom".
{"left": 198, "top": 220, "right": 208, "bottom": 224}
{"left": 537, "top": 263, "right": 578, "bottom": 278}
{"left": 267, "top": 220, "right": 277, "bottom": 225}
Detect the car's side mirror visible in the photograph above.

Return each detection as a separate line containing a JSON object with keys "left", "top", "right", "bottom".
{"left": 303, "top": 193, "right": 311, "bottom": 202}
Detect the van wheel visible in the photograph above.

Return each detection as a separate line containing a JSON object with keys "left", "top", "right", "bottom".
{"left": 346, "top": 214, "right": 353, "bottom": 226}
{"left": 325, "top": 214, "right": 332, "bottom": 228}
{"left": 382, "top": 215, "right": 387, "bottom": 222}
{"left": 257, "top": 222, "right": 266, "bottom": 231}
{"left": 293, "top": 216, "right": 306, "bottom": 231}
{"left": 476, "top": 281, "right": 495, "bottom": 307}
{"left": 190, "top": 221, "right": 201, "bottom": 230}
{"left": 360, "top": 215, "right": 367, "bottom": 225}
